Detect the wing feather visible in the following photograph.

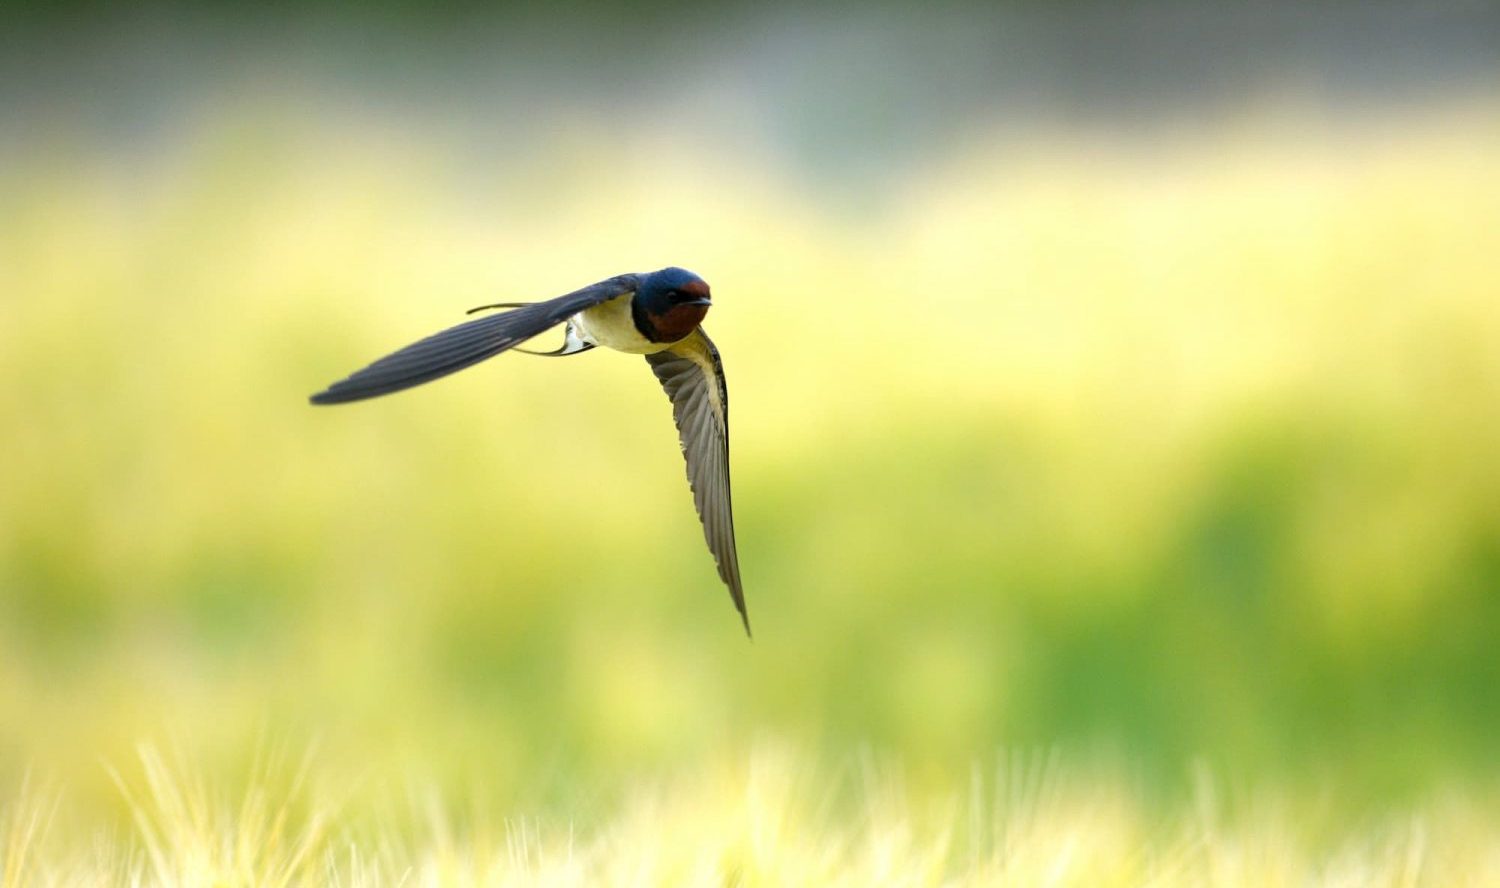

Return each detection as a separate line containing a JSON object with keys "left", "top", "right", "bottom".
{"left": 646, "top": 329, "right": 748, "bottom": 634}
{"left": 309, "top": 274, "right": 637, "bottom": 404}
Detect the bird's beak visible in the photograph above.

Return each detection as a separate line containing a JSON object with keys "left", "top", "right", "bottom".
{"left": 681, "top": 296, "right": 712, "bottom": 307}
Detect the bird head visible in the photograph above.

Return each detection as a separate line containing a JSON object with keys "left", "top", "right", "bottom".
{"left": 632, "top": 267, "right": 712, "bottom": 343}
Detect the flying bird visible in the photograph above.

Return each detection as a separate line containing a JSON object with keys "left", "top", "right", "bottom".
{"left": 309, "top": 267, "right": 748, "bottom": 634}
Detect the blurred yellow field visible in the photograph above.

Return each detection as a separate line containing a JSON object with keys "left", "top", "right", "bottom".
{"left": 5, "top": 744, "right": 1499, "bottom": 885}
{"left": 1, "top": 13, "right": 1499, "bottom": 880}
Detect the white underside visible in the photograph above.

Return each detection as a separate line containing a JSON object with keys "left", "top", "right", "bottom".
{"left": 571, "top": 294, "right": 672, "bottom": 354}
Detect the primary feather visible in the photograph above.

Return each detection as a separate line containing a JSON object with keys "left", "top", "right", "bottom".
{"left": 309, "top": 275, "right": 637, "bottom": 404}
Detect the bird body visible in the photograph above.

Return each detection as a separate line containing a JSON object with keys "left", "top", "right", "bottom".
{"left": 310, "top": 267, "right": 748, "bottom": 634}
{"left": 571, "top": 293, "right": 663, "bottom": 354}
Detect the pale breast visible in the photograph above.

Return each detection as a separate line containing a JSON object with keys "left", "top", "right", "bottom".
{"left": 572, "top": 293, "right": 671, "bottom": 354}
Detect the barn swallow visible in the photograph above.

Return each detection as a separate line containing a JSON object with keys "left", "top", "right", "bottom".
{"left": 310, "top": 267, "right": 748, "bottom": 634}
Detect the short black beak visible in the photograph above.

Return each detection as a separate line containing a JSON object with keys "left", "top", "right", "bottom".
{"left": 682, "top": 296, "right": 712, "bottom": 307}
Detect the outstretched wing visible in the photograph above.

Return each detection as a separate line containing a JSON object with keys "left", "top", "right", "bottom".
{"left": 646, "top": 329, "right": 748, "bottom": 635}
{"left": 309, "top": 274, "right": 638, "bottom": 404}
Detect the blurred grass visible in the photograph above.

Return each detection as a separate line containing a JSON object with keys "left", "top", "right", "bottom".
{"left": 5, "top": 743, "right": 1500, "bottom": 886}
{"left": 0, "top": 97, "right": 1498, "bottom": 844}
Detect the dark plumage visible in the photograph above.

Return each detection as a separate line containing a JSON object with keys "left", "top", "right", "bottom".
{"left": 310, "top": 267, "right": 749, "bottom": 635}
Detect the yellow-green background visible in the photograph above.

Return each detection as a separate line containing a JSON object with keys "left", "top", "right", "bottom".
{"left": 1, "top": 3, "right": 1498, "bottom": 874}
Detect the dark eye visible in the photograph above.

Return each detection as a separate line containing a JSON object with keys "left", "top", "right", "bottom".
{"left": 666, "top": 290, "right": 685, "bottom": 303}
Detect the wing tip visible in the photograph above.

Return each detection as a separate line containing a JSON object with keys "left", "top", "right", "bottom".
{"left": 309, "top": 385, "right": 363, "bottom": 405}
{"left": 730, "top": 582, "right": 751, "bottom": 639}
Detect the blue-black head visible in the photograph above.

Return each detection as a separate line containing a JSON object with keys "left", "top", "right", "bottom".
{"left": 632, "top": 267, "right": 712, "bottom": 344}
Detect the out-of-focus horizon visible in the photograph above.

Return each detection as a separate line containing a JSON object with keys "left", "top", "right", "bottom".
{"left": 4, "top": 2, "right": 1496, "bottom": 185}
{"left": 1, "top": 0, "right": 1498, "bottom": 847}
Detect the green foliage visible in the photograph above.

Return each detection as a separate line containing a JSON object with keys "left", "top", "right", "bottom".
{"left": 1, "top": 100, "right": 1498, "bottom": 843}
